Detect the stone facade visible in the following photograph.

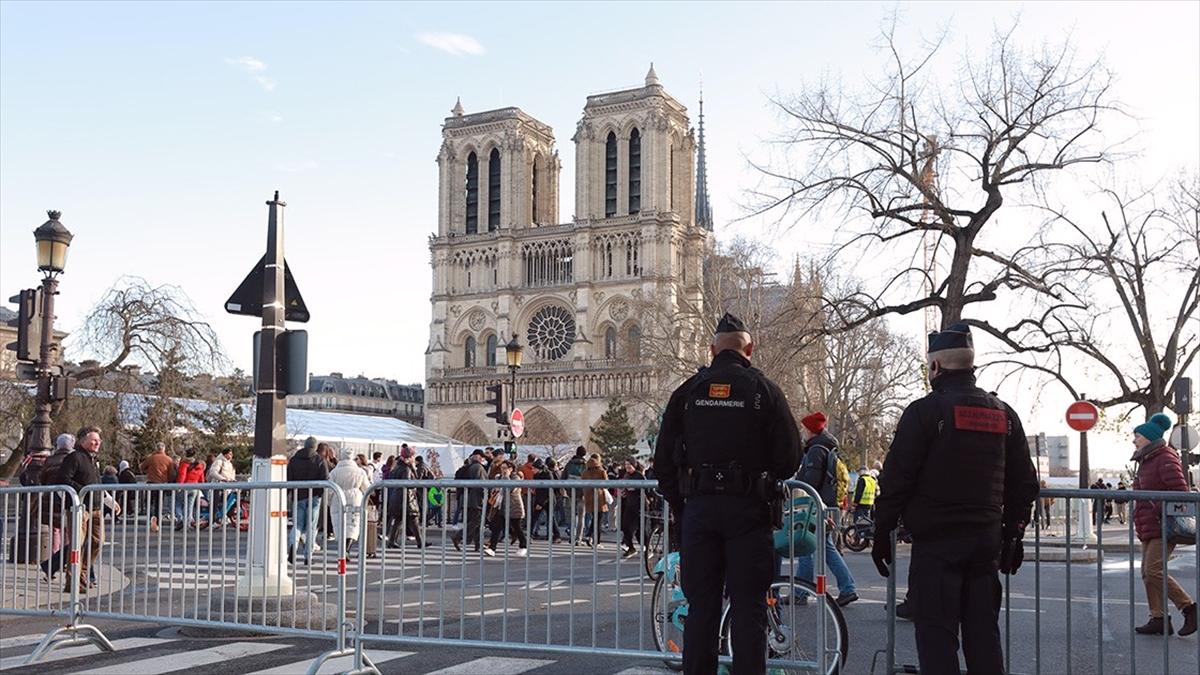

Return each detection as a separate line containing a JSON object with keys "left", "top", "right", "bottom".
{"left": 425, "top": 68, "right": 710, "bottom": 448}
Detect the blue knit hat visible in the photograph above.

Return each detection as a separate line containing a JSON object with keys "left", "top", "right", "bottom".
{"left": 1133, "top": 413, "right": 1172, "bottom": 442}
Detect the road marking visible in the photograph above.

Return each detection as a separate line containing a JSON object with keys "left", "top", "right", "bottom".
{"left": 614, "top": 668, "right": 675, "bottom": 674}
{"left": 425, "top": 656, "right": 555, "bottom": 674}
{"left": 84, "top": 641, "right": 289, "bottom": 674}
{"left": 0, "top": 637, "right": 167, "bottom": 670}
{"left": 246, "top": 649, "right": 413, "bottom": 674}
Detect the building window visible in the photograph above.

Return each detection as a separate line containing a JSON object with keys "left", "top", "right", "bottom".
{"left": 464, "top": 336, "right": 477, "bottom": 368}
{"left": 486, "top": 334, "right": 498, "bottom": 367}
{"left": 465, "top": 152, "right": 479, "bottom": 234}
{"left": 605, "top": 327, "right": 617, "bottom": 359}
{"left": 627, "top": 325, "right": 642, "bottom": 360}
{"left": 527, "top": 305, "right": 576, "bottom": 362}
{"left": 628, "top": 128, "right": 641, "bottom": 214}
{"left": 605, "top": 132, "right": 617, "bottom": 217}
{"left": 531, "top": 157, "right": 539, "bottom": 225}
{"left": 488, "top": 148, "right": 501, "bottom": 231}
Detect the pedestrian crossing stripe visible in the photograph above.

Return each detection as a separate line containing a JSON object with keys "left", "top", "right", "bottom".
{"left": 425, "top": 656, "right": 555, "bottom": 674}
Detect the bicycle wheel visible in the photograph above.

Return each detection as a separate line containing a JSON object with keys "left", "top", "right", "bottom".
{"left": 718, "top": 577, "right": 848, "bottom": 675}
{"left": 842, "top": 525, "right": 868, "bottom": 553}
{"left": 644, "top": 523, "right": 665, "bottom": 579}
{"left": 651, "top": 568, "right": 686, "bottom": 671}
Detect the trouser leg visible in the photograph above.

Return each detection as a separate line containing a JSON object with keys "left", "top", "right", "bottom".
{"left": 909, "top": 540, "right": 965, "bottom": 675}
{"left": 511, "top": 517, "right": 528, "bottom": 548}
{"left": 960, "top": 543, "right": 1003, "bottom": 675}
{"left": 681, "top": 502, "right": 724, "bottom": 675}
{"left": 724, "top": 510, "right": 772, "bottom": 675}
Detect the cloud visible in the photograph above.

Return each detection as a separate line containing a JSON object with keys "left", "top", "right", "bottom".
{"left": 275, "top": 159, "right": 318, "bottom": 173}
{"left": 225, "top": 56, "right": 276, "bottom": 91}
{"left": 415, "top": 32, "right": 485, "bottom": 57}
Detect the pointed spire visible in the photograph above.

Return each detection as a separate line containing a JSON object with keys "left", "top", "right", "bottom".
{"left": 645, "top": 62, "right": 660, "bottom": 87}
{"left": 451, "top": 97, "right": 464, "bottom": 117}
{"left": 694, "top": 84, "right": 714, "bottom": 232}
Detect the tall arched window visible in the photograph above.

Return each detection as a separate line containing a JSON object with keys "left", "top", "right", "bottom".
{"left": 464, "top": 336, "right": 477, "bottom": 368}
{"left": 531, "top": 155, "right": 540, "bottom": 225}
{"left": 627, "top": 325, "right": 642, "bottom": 360}
{"left": 488, "top": 148, "right": 501, "bottom": 231}
{"left": 604, "top": 327, "right": 617, "bottom": 360}
{"left": 485, "top": 334, "right": 498, "bottom": 367}
{"left": 465, "top": 152, "right": 479, "bottom": 234}
{"left": 628, "top": 128, "right": 641, "bottom": 214}
{"left": 605, "top": 132, "right": 618, "bottom": 217}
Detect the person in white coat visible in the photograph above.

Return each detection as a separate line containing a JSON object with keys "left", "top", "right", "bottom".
{"left": 330, "top": 446, "right": 372, "bottom": 555}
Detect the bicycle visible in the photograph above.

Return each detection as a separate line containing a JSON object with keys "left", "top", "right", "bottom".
{"left": 650, "top": 496, "right": 849, "bottom": 674}
{"left": 841, "top": 510, "right": 872, "bottom": 553}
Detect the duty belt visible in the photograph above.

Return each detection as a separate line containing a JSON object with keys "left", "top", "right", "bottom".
{"left": 686, "top": 464, "right": 752, "bottom": 496}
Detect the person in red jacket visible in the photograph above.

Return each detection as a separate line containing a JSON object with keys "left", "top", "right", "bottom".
{"left": 1131, "top": 413, "right": 1197, "bottom": 636}
{"left": 173, "top": 449, "right": 207, "bottom": 531}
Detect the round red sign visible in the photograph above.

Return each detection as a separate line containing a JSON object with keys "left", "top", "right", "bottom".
{"left": 510, "top": 408, "right": 524, "bottom": 438}
{"left": 1065, "top": 400, "right": 1100, "bottom": 432}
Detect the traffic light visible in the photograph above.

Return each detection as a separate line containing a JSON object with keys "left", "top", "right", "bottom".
{"left": 6, "top": 288, "right": 42, "bottom": 363}
{"left": 1175, "top": 377, "right": 1193, "bottom": 415}
{"left": 485, "top": 383, "right": 508, "bottom": 425}
{"left": 251, "top": 329, "right": 309, "bottom": 395}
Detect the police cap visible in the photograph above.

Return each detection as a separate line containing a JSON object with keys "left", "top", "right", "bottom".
{"left": 927, "top": 322, "right": 973, "bottom": 354}
{"left": 715, "top": 312, "right": 748, "bottom": 335}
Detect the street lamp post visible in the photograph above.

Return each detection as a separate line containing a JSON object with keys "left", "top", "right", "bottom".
{"left": 504, "top": 333, "right": 524, "bottom": 417}
{"left": 28, "top": 211, "right": 73, "bottom": 455}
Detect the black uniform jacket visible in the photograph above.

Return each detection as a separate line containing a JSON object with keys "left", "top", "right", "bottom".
{"left": 652, "top": 350, "right": 802, "bottom": 507}
{"left": 874, "top": 370, "right": 1039, "bottom": 541}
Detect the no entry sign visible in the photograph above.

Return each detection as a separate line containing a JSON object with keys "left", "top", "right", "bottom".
{"left": 1065, "top": 400, "right": 1100, "bottom": 432}
{"left": 510, "top": 408, "right": 525, "bottom": 438}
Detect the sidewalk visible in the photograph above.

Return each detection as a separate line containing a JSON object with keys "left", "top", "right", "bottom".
{"left": 1, "top": 561, "right": 129, "bottom": 610}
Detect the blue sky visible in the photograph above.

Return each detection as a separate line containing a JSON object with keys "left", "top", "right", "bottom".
{"left": 2, "top": 1, "right": 1197, "bottom": 467}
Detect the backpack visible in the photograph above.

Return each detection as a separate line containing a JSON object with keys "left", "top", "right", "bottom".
{"left": 564, "top": 457, "right": 586, "bottom": 479}
{"left": 835, "top": 457, "right": 849, "bottom": 507}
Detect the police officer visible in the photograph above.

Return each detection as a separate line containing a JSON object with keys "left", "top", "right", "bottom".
{"left": 653, "top": 313, "right": 802, "bottom": 675}
{"left": 872, "top": 323, "right": 1039, "bottom": 674}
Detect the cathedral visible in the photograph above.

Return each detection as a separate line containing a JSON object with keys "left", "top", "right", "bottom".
{"left": 424, "top": 66, "right": 713, "bottom": 449}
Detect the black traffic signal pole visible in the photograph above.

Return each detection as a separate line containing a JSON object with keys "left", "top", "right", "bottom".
{"left": 253, "top": 192, "right": 288, "bottom": 459}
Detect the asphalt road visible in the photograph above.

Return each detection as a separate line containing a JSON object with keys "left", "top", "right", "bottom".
{"left": 3, "top": 517, "right": 1200, "bottom": 674}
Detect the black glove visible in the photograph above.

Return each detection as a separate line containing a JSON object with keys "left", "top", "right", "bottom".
{"left": 999, "top": 522, "right": 1027, "bottom": 575}
{"left": 872, "top": 531, "right": 893, "bottom": 577}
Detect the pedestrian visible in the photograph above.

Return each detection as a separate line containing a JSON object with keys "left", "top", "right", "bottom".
{"left": 520, "top": 453, "right": 538, "bottom": 480}
{"left": 532, "top": 458, "right": 566, "bottom": 542}
{"left": 483, "top": 460, "right": 528, "bottom": 557}
{"left": 1130, "top": 413, "right": 1197, "bottom": 636}
{"left": 207, "top": 449, "right": 236, "bottom": 527}
{"left": 872, "top": 323, "right": 1039, "bottom": 674}
{"left": 1033, "top": 479, "right": 1050, "bottom": 530}
{"left": 852, "top": 465, "right": 878, "bottom": 522}
{"left": 116, "top": 459, "right": 137, "bottom": 518}
{"left": 139, "top": 442, "right": 174, "bottom": 532}
{"left": 1040, "top": 483, "right": 1055, "bottom": 532}
{"left": 386, "top": 446, "right": 426, "bottom": 549}
{"left": 620, "top": 459, "right": 646, "bottom": 556}
{"left": 652, "top": 313, "right": 802, "bottom": 675}
{"left": 578, "top": 453, "right": 609, "bottom": 547}
{"left": 1115, "top": 480, "right": 1128, "bottom": 525}
{"left": 564, "top": 446, "right": 587, "bottom": 479}
{"left": 287, "top": 436, "right": 329, "bottom": 564}
{"left": 37, "top": 434, "right": 75, "bottom": 581}
{"left": 56, "top": 426, "right": 118, "bottom": 593}
{"left": 330, "top": 446, "right": 372, "bottom": 556}
{"left": 369, "top": 451, "right": 385, "bottom": 483}
{"left": 795, "top": 411, "right": 858, "bottom": 606}
{"left": 451, "top": 450, "right": 489, "bottom": 552}
{"left": 415, "top": 456, "right": 442, "bottom": 527}
{"left": 174, "top": 449, "right": 206, "bottom": 530}
{"left": 452, "top": 457, "right": 472, "bottom": 526}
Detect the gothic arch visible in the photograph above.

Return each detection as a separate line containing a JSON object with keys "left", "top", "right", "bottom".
{"left": 451, "top": 418, "right": 489, "bottom": 445}
{"left": 522, "top": 405, "right": 571, "bottom": 444}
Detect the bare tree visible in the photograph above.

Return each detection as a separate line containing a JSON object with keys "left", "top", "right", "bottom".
{"left": 71, "top": 276, "right": 226, "bottom": 382}
{"left": 751, "top": 19, "right": 1122, "bottom": 339}
{"left": 987, "top": 177, "right": 1200, "bottom": 417}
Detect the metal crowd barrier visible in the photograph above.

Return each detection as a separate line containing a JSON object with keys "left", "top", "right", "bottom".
{"left": 1, "top": 480, "right": 354, "bottom": 673}
{"left": 0, "top": 484, "right": 114, "bottom": 662}
{"left": 5, "top": 477, "right": 839, "bottom": 674}
{"left": 883, "top": 487, "right": 1200, "bottom": 675}
{"left": 348, "top": 477, "right": 838, "bottom": 674}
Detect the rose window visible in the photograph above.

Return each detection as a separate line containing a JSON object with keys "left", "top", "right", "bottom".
{"left": 527, "top": 306, "right": 576, "bottom": 361}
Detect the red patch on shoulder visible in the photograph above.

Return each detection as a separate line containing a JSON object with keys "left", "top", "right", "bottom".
{"left": 708, "top": 384, "right": 731, "bottom": 399}
{"left": 953, "top": 406, "right": 1007, "bottom": 434}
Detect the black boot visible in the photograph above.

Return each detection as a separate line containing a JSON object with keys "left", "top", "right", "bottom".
{"left": 1135, "top": 616, "right": 1174, "bottom": 635}
{"left": 1181, "top": 603, "right": 1198, "bottom": 637}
